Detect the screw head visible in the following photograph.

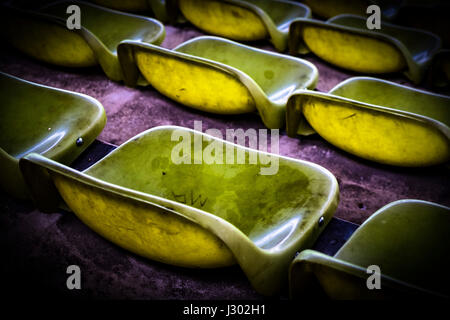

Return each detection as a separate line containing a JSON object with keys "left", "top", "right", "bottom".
{"left": 76, "top": 137, "right": 84, "bottom": 146}
{"left": 318, "top": 216, "right": 325, "bottom": 227}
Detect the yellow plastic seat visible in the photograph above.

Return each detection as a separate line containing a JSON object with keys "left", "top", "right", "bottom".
{"left": 286, "top": 76, "right": 450, "bottom": 167}
{"left": 19, "top": 126, "right": 339, "bottom": 295}
{"left": 290, "top": 200, "right": 450, "bottom": 299}
{"left": 0, "top": 72, "right": 106, "bottom": 199}
{"left": 0, "top": 1, "right": 165, "bottom": 81}
{"left": 118, "top": 36, "right": 318, "bottom": 129}
{"left": 177, "top": 0, "right": 311, "bottom": 51}
{"left": 289, "top": 14, "right": 441, "bottom": 83}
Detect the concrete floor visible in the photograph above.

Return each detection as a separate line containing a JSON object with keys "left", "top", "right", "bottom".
{"left": 0, "top": 22, "right": 449, "bottom": 299}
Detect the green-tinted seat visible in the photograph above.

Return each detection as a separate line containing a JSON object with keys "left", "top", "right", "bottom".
{"left": 19, "top": 126, "right": 339, "bottom": 295}
{"left": 177, "top": 0, "right": 311, "bottom": 51}
{"left": 118, "top": 36, "right": 318, "bottom": 129}
{"left": 0, "top": 72, "right": 106, "bottom": 199}
{"left": 286, "top": 76, "right": 450, "bottom": 167}
{"left": 290, "top": 200, "right": 450, "bottom": 299}
{"left": 0, "top": 1, "right": 165, "bottom": 81}
{"left": 289, "top": 14, "right": 441, "bottom": 83}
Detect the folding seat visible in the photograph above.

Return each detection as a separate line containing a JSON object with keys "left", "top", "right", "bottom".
{"left": 289, "top": 14, "right": 441, "bottom": 83}
{"left": 118, "top": 36, "right": 318, "bottom": 129}
{"left": 290, "top": 199, "right": 450, "bottom": 299}
{"left": 0, "top": 1, "right": 165, "bottom": 81}
{"left": 19, "top": 126, "right": 339, "bottom": 296}
{"left": 0, "top": 72, "right": 106, "bottom": 199}
{"left": 286, "top": 77, "right": 450, "bottom": 166}
{"left": 177, "top": 0, "right": 311, "bottom": 51}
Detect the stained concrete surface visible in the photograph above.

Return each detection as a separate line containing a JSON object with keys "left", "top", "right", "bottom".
{"left": 0, "top": 23, "right": 449, "bottom": 299}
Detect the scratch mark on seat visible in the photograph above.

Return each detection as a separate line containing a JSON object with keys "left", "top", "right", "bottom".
{"left": 342, "top": 113, "right": 356, "bottom": 120}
